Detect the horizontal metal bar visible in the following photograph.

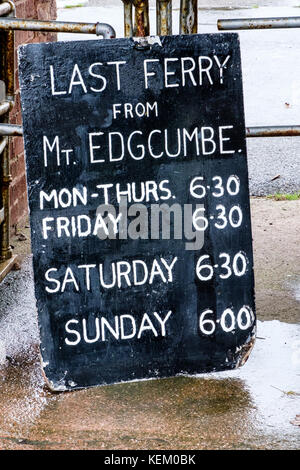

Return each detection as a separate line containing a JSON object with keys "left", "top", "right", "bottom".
{"left": 246, "top": 126, "right": 300, "bottom": 137}
{"left": 0, "top": 2, "right": 12, "bottom": 17}
{"left": 0, "top": 124, "right": 23, "bottom": 136}
{"left": 218, "top": 17, "right": 300, "bottom": 30}
{"left": 1, "top": 125, "right": 300, "bottom": 139}
{"left": 0, "top": 207, "right": 4, "bottom": 225}
{"left": 0, "top": 17, "right": 116, "bottom": 38}
{"left": 0, "top": 101, "right": 11, "bottom": 116}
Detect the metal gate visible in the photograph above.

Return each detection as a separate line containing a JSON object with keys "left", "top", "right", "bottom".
{"left": 122, "top": 0, "right": 198, "bottom": 37}
{"left": 0, "top": 1, "right": 15, "bottom": 277}
{"left": 0, "top": 0, "right": 115, "bottom": 279}
{"left": 120, "top": 0, "right": 300, "bottom": 139}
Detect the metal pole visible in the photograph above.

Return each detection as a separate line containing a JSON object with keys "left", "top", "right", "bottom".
{"left": 246, "top": 126, "right": 300, "bottom": 138}
{"left": 180, "top": 0, "right": 198, "bottom": 35}
{"left": 3, "top": 125, "right": 300, "bottom": 139}
{"left": 0, "top": 123, "right": 22, "bottom": 136}
{"left": 0, "top": 138, "right": 12, "bottom": 262}
{"left": 0, "top": 2, "right": 12, "bottom": 17}
{"left": 156, "top": 0, "right": 172, "bottom": 36}
{"left": 0, "top": 17, "right": 116, "bottom": 38}
{"left": 218, "top": 16, "right": 300, "bottom": 31}
{"left": 133, "top": 0, "right": 149, "bottom": 37}
{"left": 122, "top": 0, "right": 133, "bottom": 38}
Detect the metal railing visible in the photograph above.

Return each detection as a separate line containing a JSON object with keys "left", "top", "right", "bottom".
{"left": 217, "top": 13, "right": 300, "bottom": 138}
{"left": 246, "top": 126, "right": 300, "bottom": 138}
{"left": 0, "top": 0, "right": 115, "bottom": 268}
{"left": 0, "top": 17, "right": 116, "bottom": 38}
{"left": 0, "top": 0, "right": 14, "bottom": 263}
{"left": 120, "top": 2, "right": 300, "bottom": 138}
{"left": 122, "top": 1, "right": 198, "bottom": 36}
{"left": 218, "top": 16, "right": 300, "bottom": 31}
{"left": 0, "top": 0, "right": 299, "bottom": 267}
{"left": 3, "top": 123, "right": 300, "bottom": 139}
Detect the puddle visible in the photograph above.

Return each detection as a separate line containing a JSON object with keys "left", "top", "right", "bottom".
{"left": 0, "top": 319, "right": 298, "bottom": 449}
{"left": 0, "top": 0, "right": 299, "bottom": 450}
{"left": 200, "top": 321, "right": 300, "bottom": 439}
{"left": 284, "top": 276, "right": 300, "bottom": 311}
{"left": 0, "top": 257, "right": 299, "bottom": 448}
{"left": 293, "top": 284, "right": 300, "bottom": 302}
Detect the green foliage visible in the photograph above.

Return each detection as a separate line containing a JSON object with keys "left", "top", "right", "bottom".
{"left": 268, "top": 192, "right": 300, "bottom": 201}
{"left": 64, "top": 4, "right": 85, "bottom": 8}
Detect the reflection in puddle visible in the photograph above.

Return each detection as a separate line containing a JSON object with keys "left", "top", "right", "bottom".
{"left": 27, "top": 376, "right": 255, "bottom": 450}
{"left": 202, "top": 321, "right": 300, "bottom": 437}
{"left": 293, "top": 285, "right": 300, "bottom": 302}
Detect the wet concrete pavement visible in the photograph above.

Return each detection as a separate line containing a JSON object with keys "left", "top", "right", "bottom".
{"left": 0, "top": 198, "right": 299, "bottom": 450}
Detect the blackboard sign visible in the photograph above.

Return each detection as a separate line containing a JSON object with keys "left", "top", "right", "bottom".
{"left": 18, "top": 33, "right": 256, "bottom": 391}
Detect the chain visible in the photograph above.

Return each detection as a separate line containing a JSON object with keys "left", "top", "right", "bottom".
{"left": 186, "top": 0, "right": 195, "bottom": 35}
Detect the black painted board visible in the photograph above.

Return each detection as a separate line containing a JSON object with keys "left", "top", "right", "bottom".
{"left": 18, "top": 33, "right": 256, "bottom": 391}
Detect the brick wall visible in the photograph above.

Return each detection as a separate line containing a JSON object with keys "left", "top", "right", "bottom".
{"left": 9, "top": 0, "right": 57, "bottom": 229}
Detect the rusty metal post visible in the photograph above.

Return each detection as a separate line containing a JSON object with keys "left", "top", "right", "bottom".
{"left": 133, "top": 0, "right": 149, "bottom": 37}
{"left": 0, "top": 144, "right": 12, "bottom": 262}
{"left": 156, "top": 0, "right": 172, "bottom": 36}
{"left": 180, "top": 0, "right": 198, "bottom": 35}
{"left": 246, "top": 126, "right": 300, "bottom": 138}
{"left": 122, "top": 0, "right": 134, "bottom": 38}
{"left": 5, "top": 29, "right": 14, "bottom": 103}
{"left": 3, "top": 124, "right": 300, "bottom": 139}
